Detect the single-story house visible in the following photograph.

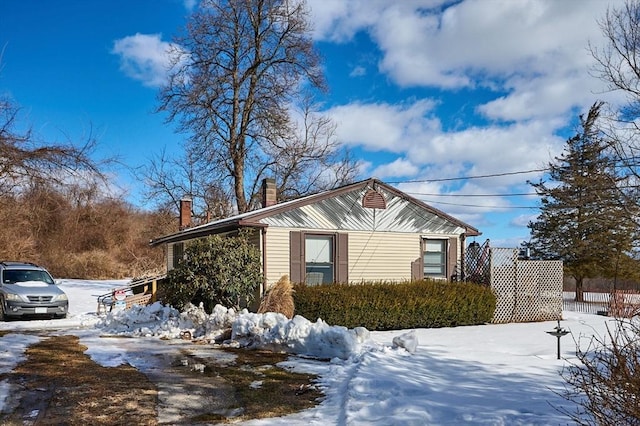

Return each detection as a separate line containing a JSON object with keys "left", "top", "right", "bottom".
{"left": 150, "top": 178, "right": 481, "bottom": 294}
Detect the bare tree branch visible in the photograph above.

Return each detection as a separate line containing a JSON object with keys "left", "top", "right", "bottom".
{"left": 156, "top": 0, "right": 356, "bottom": 214}
{"left": 0, "top": 95, "right": 108, "bottom": 195}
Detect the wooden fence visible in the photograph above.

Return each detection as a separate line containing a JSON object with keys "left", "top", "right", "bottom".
{"left": 97, "top": 274, "right": 165, "bottom": 314}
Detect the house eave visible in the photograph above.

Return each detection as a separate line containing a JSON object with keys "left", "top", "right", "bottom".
{"left": 149, "top": 220, "right": 267, "bottom": 247}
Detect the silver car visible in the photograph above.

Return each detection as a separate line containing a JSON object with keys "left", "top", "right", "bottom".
{"left": 0, "top": 261, "right": 68, "bottom": 320}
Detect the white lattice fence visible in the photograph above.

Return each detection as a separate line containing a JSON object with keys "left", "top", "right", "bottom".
{"left": 490, "top": 248, "right": 563, "bottom": 324}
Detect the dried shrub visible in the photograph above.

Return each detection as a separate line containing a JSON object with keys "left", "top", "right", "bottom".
{"left": 65, "top": 250, "right": 121, "bottom": 280}
{"left": 608, "top": 290, "right": 640, "bottom": 318}
{"left": 258, "top": 275, "right": 295, "bottom": 318}
{"left": 0, "top": 195, "right": 37, "bottom": 260}
{"left": 559, "top": 318, "right": 640, "bottom": 425}
{"left": 0, "top": 184, "right": 173, "bottom": 279}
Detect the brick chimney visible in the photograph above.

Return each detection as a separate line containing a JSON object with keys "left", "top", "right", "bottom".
{"left": 261, "top": 178, "right": 277, "bottom": 208}
{"left": 179, "top": 197, "right": 192, "bottom": 230}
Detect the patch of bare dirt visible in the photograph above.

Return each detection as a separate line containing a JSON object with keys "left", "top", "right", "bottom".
{"left": 0, "top": 334, "right": 322, "bottom": 425}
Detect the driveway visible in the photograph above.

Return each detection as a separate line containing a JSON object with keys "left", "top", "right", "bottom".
{"left": 0, "top": 329, "right": 320, "bottom": 425}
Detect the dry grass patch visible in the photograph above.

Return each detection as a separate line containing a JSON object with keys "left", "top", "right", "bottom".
{"left": 0, "top": 335, "right": 157, "bottom": 425}
{"left": 190, "top": 347, "right": 322, "bottom": 423}
{"left": 258, "top": 275, "right": 295, "bottom": 318}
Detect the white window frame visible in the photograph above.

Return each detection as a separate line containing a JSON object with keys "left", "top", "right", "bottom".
{"left": 304, "top": 234, "right": 335, "bottom": 285}
{"left": 423, "top": 238, "right": 447, "bottom": 278}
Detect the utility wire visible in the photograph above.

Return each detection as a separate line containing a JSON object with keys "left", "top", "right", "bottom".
{"left": 423, "top": 199, "right": 539, "bottom": 209}
{"left": 386, "top": 168, "right": 549, "bottom": 184}
{"left": 407, "top": 192, "right": 538, "bottom": 197}
{"left": 384, "top": 165, "right": 639, "bottom": 208}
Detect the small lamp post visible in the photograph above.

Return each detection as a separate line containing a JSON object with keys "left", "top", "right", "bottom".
{"left": 546, "top": 320, "right": 570, "bottom": 360}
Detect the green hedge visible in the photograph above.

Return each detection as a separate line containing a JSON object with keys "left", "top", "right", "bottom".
{"left": 293, "top": 280, "right": 496, "bottom": 330}
{"left": 160, "top": 230, "right": 262, "bottom": 312}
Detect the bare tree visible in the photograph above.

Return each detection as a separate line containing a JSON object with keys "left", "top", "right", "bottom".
{"left": 157, "top": 0, "right": 357, "bottom": 214}
{"left": 558, "top": 318, "right": 640, "bottom": 425}
{"left": 590, "top": 0, "right": 640, "bottom": 197}
{"left": 249, "top": 96, "right": 358, "bottom": 207}
{"left": 138, "top": 147, "right": 234, "bottom": 223}
{"left": 0, "top": 96, "right": 106, "bottom": 194}
{"left": 591, "top": 0, "right": 640, "bottom": 121}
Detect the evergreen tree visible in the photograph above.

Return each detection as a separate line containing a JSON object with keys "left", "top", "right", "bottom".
{"left": 526, "top": 102, "right": 638, "bottom": 302}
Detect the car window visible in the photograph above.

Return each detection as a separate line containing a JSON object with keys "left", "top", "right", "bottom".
{"left": 3, "top": 270, "right": 55, "bottom": 285}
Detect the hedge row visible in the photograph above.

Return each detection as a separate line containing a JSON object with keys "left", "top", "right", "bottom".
{"left": 293, "top": 280, "right": 496, "bottom": 330}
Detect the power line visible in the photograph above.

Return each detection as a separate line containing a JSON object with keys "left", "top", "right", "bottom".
{"left": 386, "top": 168, "right": 549, "bottom": 184}
{"left": 407, "top": 191, "right": 538, "bottom": 198}
{"left": 383, "top": 165, "right": 639, "bottom": 209}
{"left": 423, "top": 199, "right": 539, "bottom": 209}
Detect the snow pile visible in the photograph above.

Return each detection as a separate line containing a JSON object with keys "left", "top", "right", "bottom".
{"left": 15, "top": 281, "right": 49, "bottom": 287}
{"left": 96, "top": 302, "right": 385, "bottom": 360}
{"left": 392, "top": 330, "right": 418, "bottom": 353}
{"left": 232, "top": 312, "right": 373, "bottom": 359}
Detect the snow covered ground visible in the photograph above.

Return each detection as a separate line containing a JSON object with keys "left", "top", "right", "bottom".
{"left": 0, "top": 279, "right": 617, "bottom": 424}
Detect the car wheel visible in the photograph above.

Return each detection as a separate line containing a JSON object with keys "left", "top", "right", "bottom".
{"left": 0, "top": 300, "right": 5, "bottom": 321}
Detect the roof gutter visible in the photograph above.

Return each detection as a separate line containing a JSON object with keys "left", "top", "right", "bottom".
{"left": 149, "top": 220, "right": 267, "bottom": 247}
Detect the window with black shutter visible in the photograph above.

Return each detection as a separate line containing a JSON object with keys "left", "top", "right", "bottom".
{"left": 290, "top": 231, "right": 348, "bottom": 284}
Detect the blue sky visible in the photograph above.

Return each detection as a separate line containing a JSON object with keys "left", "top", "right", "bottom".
{"left": 0, "top": 0, "right": 625, "bottom": 247}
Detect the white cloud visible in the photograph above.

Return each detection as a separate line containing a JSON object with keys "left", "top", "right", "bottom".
{"left": 183, "top": 0, "right": 197, "bottom": 11}
{"left": 306, "top": 0, "right": 623, "bottom": 243}
{"left": 371, "top": 158, "right": 419, "bottom": 179}
{"left": 112, "top": 33, "right": 178, "bottom": 88}
{"left": 412, "top": 121, "right": 563, "bottom": 177}
{"left": 327, "top": 100, "right": 440, "bottom": 153}
{"left": 349, "top": 66, "right": 366, "bottom": 77}
{"left": 510, "top": 213, "right": 537, "bottom": 228}
{"left": 307, "top": 0, "right": 387, "bottom": 42}
{"left": 308, "top": 0, "right": 618, "bottom": 123}
{"left": 326, "top": 98, "right": 563, "bottom": 185}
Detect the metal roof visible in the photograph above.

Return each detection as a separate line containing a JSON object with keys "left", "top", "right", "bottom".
{"left": 259, "top": 186, "right": 462, "bottom": 233}
{"left": 150, "top": 178, "right": 480, "bottom": 246}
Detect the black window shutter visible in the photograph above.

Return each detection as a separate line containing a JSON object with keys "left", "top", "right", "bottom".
{"left": 336, "top": 233, "right": 348, "bottom": 283}
{"left": 289, "top": 231, "right": 303, "bottom": 283}
{"left": 447, "top": 237, "right": 458, "bottom": 280}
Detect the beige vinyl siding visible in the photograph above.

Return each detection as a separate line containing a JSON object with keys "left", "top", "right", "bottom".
{"left": 348, "top": 231, "right": 421, "bottom": 282}
{"left": 263, "top": 227, "right": 292, "bottom": 287}
{"left": 264, "top": 228, "right": 462, "bottom": 285}
{"left": 167, "top": 243, "right": 174, "bottom": 271}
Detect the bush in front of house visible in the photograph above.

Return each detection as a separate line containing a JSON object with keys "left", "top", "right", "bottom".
{"left": 258, "top": 275, "right": 295, "bottom": 319}
{"left": 293, "top": 280, "right": 496, "bottom": 330}
{"left": 159, "top": 229, "right": 263, "bottom": 312}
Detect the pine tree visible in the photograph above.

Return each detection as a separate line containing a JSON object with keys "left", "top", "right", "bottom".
{"left": 526, "top": 102, "right": 638, "bottom": 302}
